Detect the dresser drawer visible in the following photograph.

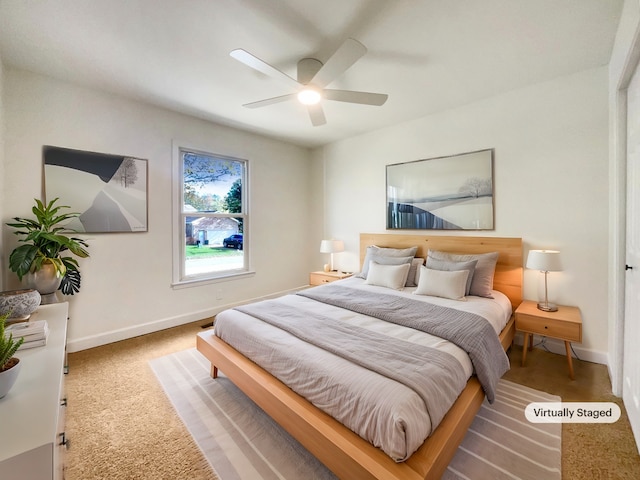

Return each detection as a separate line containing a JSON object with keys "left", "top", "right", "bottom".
{"left": 516, "top": 313, "right": 581, "bottom": 342}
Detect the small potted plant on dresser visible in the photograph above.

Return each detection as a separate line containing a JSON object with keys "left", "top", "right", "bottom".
{"left": 6, "top": 198, "right": 90, "bottom": 304}
{"left": 0, "top": 312, "right": 24, "bottom": 399}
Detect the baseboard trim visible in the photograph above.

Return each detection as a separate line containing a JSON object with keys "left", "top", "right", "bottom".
{"left": 513, "top": 332, "right": 608, "bottom": 365}
{"left": 66, "top": 286, "right": 307, "bottom": 353}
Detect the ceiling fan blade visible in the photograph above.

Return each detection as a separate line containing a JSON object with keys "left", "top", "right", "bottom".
{"left": 230, "top": 49, "right": 301, "bottom": 90}
{"left": 310, "top": 38, "right": 367, "bottom": 88}
{"left": 324, "top": 89, "right": 388, "bottom": 106}
{"left": 242, "top": 93, "right": 297, "bottom": 109}
{"left": 307, "top": 103, "right": 326, "bottom": 126}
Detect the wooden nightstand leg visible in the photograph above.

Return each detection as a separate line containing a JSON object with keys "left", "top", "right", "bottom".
{"left": 565, "top": 341, "right": 575, "bottom": 380}
{"left": 522, "top": 333, "right": 530, "bottom": 366}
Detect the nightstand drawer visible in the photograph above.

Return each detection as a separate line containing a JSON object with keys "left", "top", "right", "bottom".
{"left": 309, "top": 271, "right": 352, "bottom": 286}
{"left": 310, "top": 273, "right": 334, "bottom": 285}
{"left": 515, "top": 314, "right": 581, "bottom": 342}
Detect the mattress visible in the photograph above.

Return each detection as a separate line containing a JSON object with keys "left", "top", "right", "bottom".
{"left": 213, "top": 276, "right": 512, "bottom": 461}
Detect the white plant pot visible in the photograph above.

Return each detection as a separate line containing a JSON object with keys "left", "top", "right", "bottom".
{"left": 0, "top": 358, "right": 21, "bottom": 399}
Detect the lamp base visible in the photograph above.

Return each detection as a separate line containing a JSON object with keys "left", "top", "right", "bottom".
{"left": 537, "top": 302, "right": 558, "bottom": 312}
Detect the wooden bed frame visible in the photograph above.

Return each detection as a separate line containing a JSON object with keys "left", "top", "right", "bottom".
{"left": 197, "top": 234, "right": 522, "bottom": 480}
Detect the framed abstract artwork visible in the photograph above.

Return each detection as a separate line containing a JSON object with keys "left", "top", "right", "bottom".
{"left": 386, "top": 149, "right": 494, "bottom": 230}
{"left": 44, "top": 146, "right": 148, "bottom": 233}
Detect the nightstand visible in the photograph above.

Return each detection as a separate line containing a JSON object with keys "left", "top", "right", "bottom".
{"left": 309, "top": 271, "right": 352, "bottom": 286}
{"left": 515, "top": 300, "right": 582, "bottom": 380}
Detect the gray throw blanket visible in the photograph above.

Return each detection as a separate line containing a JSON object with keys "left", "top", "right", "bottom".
{"left": 297, "top": 284, "right": 510, "bottom": 403}
{"left": 235, "top": 299, "right": 468, "bottom": 429}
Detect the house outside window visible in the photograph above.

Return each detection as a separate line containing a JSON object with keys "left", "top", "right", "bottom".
{"left": 173, "top": 147, "right": 249, "bottom": 285}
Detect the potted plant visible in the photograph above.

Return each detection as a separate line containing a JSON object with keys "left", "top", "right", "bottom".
{"left": 6, "top": 198, "right": 90, "bottom": 301}
{"left": 0, "top": 311, "right": 24, "bottom": 398}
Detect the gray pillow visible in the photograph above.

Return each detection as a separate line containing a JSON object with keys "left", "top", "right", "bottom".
{"left": 405, "top": 257, "right": 425, "bottom": 287}
{"left": 358, "top": 245, "right": 419, "bottom": 279}
{"left": 357, "top": 254, "right": 413, "bottom": 279}
{"left": 425, "top": 257, "right": 478, "bottom": 295}
{"left": 427, "top": 250, "right": 499, "bottom": 298}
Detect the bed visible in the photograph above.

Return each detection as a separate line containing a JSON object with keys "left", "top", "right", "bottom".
{"left": 197, "top": 233, "right": 522, "bottom": 480}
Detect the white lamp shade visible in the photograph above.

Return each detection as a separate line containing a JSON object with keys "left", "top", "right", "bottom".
{"left": 526, "top": 250, "right": 562, "bottom": 272}
{"left": 320, "top": 239, "right": 345, "bottom": 253}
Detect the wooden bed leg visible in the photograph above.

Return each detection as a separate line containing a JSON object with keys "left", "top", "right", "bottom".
{"left": 211, "top": 365, "right": 218, "bottom": 379}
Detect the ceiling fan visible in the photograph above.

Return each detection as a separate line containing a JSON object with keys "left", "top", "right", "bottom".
{"left": 230, "top": 38, "right": 388, "bottom": 126}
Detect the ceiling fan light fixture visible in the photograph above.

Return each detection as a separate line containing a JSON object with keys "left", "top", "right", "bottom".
{"left": 297, "top": 88, "right": 322, "bottom": 105}
{"left": 230, "top": 38, "right": 388, "bottom": 125}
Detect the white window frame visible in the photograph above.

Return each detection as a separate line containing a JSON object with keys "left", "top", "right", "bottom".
{"left": 172, "top": 143, "right": 252, "bottom": 288}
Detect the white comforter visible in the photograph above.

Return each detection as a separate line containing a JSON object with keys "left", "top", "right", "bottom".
{"left": 213, "top": 276, "right": 511, "bottom": 461}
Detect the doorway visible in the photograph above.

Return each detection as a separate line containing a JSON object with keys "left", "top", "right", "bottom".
{"left": 624, "top": 59, "right": 640, "bottom": 450}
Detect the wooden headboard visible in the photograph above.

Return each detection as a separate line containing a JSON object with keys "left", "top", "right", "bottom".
{"left": 360, "top": 233, "right": 523, "bottom": 309}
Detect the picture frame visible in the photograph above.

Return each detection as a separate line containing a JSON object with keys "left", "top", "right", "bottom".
{"left": 44, "top": 146, "right": 148, "bottom": 233}
{"left": 386, "top": 149, "right": 494, "bottom": 230}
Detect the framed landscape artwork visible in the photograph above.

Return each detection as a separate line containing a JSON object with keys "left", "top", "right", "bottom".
{"left": 44, "top": 146, "right": 148, "bottom": 233}
{"left": 386, "top": 149, "right": 494, "bottom": 230}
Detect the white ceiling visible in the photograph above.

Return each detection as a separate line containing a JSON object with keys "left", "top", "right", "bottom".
{"left": 0, "top": 0, "right": 624, "bottom": 148}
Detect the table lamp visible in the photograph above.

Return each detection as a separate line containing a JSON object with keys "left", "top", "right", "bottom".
{"left": 526, "top": 249, "right": 562, "bottom": 312}
{"left": 320, "top": 239, "right": 344, "bottom": 272}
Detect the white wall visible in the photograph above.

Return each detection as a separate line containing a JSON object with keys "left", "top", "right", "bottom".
{"left": 2, "top": 69, "right": 314, "bottom": 351}
{"left": 309, "top": 149, "right": 328, "bottom": 269}
{"left": 317, "top": 67, "right": 610, "bottom": 362}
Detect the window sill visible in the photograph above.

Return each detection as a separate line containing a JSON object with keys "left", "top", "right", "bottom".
{"left": 172, "top": 270, "right": 256, "bottom": 289}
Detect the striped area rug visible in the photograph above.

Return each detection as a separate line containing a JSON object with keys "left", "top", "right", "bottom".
{"left": 150, "top": 349, "right": 561, "bottom": 480}
{"left": 443, "top": 380, "right": 561, "bottom": 480}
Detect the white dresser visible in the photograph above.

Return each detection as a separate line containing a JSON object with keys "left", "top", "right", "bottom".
{"left": 0, "top": 302, "right": 69, "bottom": 480}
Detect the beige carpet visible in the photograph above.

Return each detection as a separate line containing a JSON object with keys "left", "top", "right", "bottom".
{"left": 151, "top": 348, "right": 561, "bottom": 480}
{"left": 64, "top": 323, "right": 218, "bottom": 480}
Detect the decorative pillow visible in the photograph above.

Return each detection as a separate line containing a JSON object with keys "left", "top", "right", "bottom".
{"left": 414, "top": 260, "right": 424, "bottom": 285}
{"left": 405, "top": 257, "right": 425, "bottom": 287}
{"left": 364, "top": 262, "right": 412, "bottom": 290}
{"left": 427, "top": 250, "right": 499, "bottom": 298}
{"left": 413, "top": 266, "right": 469, "bottom": 300}
{"left": 425, "top": 257, "right": 478, "bottom": 295}
{"left": 357, "top": 254, "right": 413, "bottom": 280}
{"left": 357, "top": 245, "right": 418, "bottom": 279}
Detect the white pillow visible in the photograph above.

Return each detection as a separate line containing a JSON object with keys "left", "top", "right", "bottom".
{"left": 427, "top": 250, "right": 498, "bottom": 298}
{"left": 414, "top": 266, "right": 469, "bottom": 300}
{"left": 425, "top": 257, "right": 477, "bottom": 295}
{"left": 364, "top": 261, "right": 411, "bottom": 290}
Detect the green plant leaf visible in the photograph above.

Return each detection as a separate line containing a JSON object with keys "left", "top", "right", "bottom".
{"left": 59, "top": 269, "right": 81, "bottom": 295}
{"left": 8, "top": 244, "right": 38, "bottom": 279}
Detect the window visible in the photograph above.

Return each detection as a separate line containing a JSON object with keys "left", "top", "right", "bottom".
{"left": 173, "top": 147, "right": 249, "bottom": 285}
